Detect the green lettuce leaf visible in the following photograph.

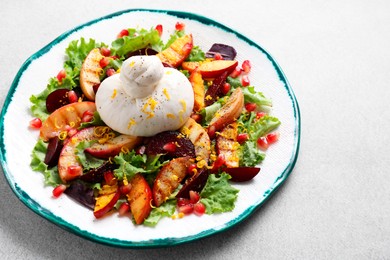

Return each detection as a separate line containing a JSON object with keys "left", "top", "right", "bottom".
{"left": 30, "top": 139, "right": 62, "bottom": 186}
{"left": 200, "top": 172, "right": 239, "bottom": 214}
{"left": 187, "top": 45, "right": 205, "bottom": 61}
{"left": 163, "top": 29, "right": 185, "bottom": 50}
{"left": 143, "top": 200, "right": 176, "bottom": 227}
{"left": 74, "top": 141, "right": 105, "bottom": 170}
{"left": 242, "top": 86, "right": 273, "bottom": 109}
{"left": 240, "top": 141, "right": 266, "bottom": 166}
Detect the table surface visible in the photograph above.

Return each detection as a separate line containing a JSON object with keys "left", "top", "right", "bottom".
{"left": 1, "top": 0, "right": 389, "bottom": 259}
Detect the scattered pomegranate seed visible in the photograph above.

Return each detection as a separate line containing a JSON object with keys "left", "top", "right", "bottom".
{"left": 67, "top": 165, "right": 82, "bottom": 177}
{"left": 136, "top": 145, "right": 146, "bottom": 155}
{"left": 177, "top": 197, "right": 191, "bottom": 207}
{"left": 155, "top": 24, "right": 163, "bottom": 36}
{"left": 230, "top": 66, "right": 242, "bottom": 78}
{"left": 193, "top": 202, "right": 206, "bottom": 216}
{"left": 214, "top": 53, "right": 223, "bottom": 60}
{"left": 241, "top": 75, "right": 250, "bottom": 86}
{"left": 179, "top": 204, "right": 194, "bottom": 214}
{"left": 175, "top": 21, "right": 185, "bottom": 31}
{"left": 237, "top": 133, "right": 249, "bottom": 144}
{"left": 266, "top": 132, "right": 280, "bottom": 144}
{"left": 56, "top": 69, "right": 66, "bottom": 83}
{"left": 106, "top": 68, "right": 116, "bottom": 77}
{"left": 81, "top": 110, "right": 94, "bottom": 123}
{"left": 117, "top": 29, "right": 129, "bottom": 38}
{"left": 118, "top": 202, "right": 130, "bottom": 216}
{"left": 187, "top": 164, "right": 197, "bottom": 175}
{"left": 104, "top": 171, "right": 116, "bottom": 185}
{"left": 189, "top": 190, "right": 200, "bottom": 204}
{"left": 256, "top": 112, "right": 267, "bottom": 119}
{"left": 68, "top": 90, "right": 78, "bottom": 103}
{"left": 257, "top": 137, "right": 269, "bottom": 150}
{"left": 163, "top": 142, "right": 177, "bottom": 153}
{"left": 245, "top": 102, "right": 257, "bottom": 112}
{"left": 242, "top": 60, "right": 252, "bottom": 73}
{"left": 52, "top": 184, "right": 67, "bottom": 198}
{"left": 221, "top": 82, "right": 231, "bottom": 95}
{"left": 93, "top": 83, "right": 100, "bottom": 94}
{"left": 100, "top": 47, "right": 111, "bottom": 57}
{"left": 211, "top": 154, "right": 226, "bottom": 172}
{"left": 99, "top": 57, "right": 110, "bottom": 68}
{"left": 120, "top": 183, "right": 132, "bottom": 195}
{"left": 29, "top": 118, "right": 42, "bottom": 129}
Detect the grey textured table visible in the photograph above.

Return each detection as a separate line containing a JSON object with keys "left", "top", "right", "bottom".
{"left": 1, "top": 1, "right": 389, "bottom": 259}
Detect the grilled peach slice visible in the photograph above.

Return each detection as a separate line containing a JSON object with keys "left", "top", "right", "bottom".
{"left": 216, "top": 122, "right": 240, "bottom": 168}
{"left": 209, "top": 87, "right": 244, "bottom": 133}
{"left": 182, "top": 60, "right": 238, "bottom": 78}
{"left": 40, "top": 101, "right": 96, "bottom": 141}
{"left": 127, "top": 174, "right": 153, "bottom": 225}
{"left": 85, "top": 135, "right": 143, "bottom": 159}
{"left": 94, "top": 183, "right": 120, "bottom": 219}
{"left": 180, "top": 118, "right": 211, "bottom": 164}
{"left": 153, "top": 157, "right": 192, "bottom": 207}
{"left": 189, "top": 68, "right": 205, "bottom": 112}
{"left": 156, "top": 34, "right": 193, "bottom": 67}
{"left": 58, "top": 127, "right": 97, "bottom": 182}
{"left": 80, "top": 48, "right": 104, "bottom": 101}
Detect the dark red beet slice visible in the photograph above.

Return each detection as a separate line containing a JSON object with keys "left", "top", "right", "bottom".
{"left": 176, "top": 168, "right": 210, "bottom": 198}
{"left": 205, "top": 43, "right": 237, "bottom": 60}
{"left": 126, "top": 47, "right": 158, "bottom": 58}
{"left": 64, "top": 181, "right": 95, "bottom": 210}
{"left": 46, "top": 89, "right": 71, "bottom": 113}
{"left": 145, "top": 131, "right": 195, "bottom": 158}
{"left": 223, "top": 167, "right": 261, "bottom": 182}
{"left": 204, "top": 70, "right": 229, "bottom": 106}
{"left": 79, "top": 161, "right": 118, "bottom": 183}
{"left": 44, "top": 137, "right": 63, "bottom": 168}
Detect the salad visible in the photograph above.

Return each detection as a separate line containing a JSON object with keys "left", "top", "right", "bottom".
{"left": 29, "top": 21, "right": 281, "bottom": 226}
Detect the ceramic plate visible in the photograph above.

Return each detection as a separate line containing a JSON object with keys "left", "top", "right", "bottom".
{"left": 0, "top": 9, "right": 300, "bottom": 248}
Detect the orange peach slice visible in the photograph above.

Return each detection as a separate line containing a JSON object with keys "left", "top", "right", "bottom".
{"left": 127, "top": 174, "right": 153, "bottom": 225}
{"left": 85, "top": 135, "right": 143, "bottom": 159}
{"left": 182, "top": 60, "right": 238, "bottom": 78}
{"left": 157, "top": 34, "right": 193, "bottom": 67}
{"left": 80, "top": 48, "right": 104, "bottom": 101}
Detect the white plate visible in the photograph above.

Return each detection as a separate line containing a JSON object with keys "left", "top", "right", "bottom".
{"left": 0, "top": 9, "right": 300, "bottom": 248}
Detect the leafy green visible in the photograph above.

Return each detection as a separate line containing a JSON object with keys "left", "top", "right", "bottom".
{"left": 201, "top": 102, "right": 222, "bottom": 125}
{"left": 30, "top": 139, "right": 62, "bottom": 186}
{"left": 249, "top": 115, "right": 281, "bottom": 140}
{"left": 200, "top": 173, "right": 239, "bottom": 214}
{"left": 143, "top": 200, "right": 176, "bottom": 227}
{"left": 163, "top": 29, "right": 185, "bottom": 50}
{"left": 111, "top": 28, "right": 162, "bottom": 57}
{"left": 240, "top": 141, "right": 265, "bottom": 166}
{"left": 187, "top": 45, "right": 205, "bottom": 61}
{"left": 74, "top": 141, "right": 105, "bottom": 170}
{"left": 242, "top": 86, "right": 273, "bottom": 111}
{"left": 79, "top": 111, "right": 105, "bottom": 129}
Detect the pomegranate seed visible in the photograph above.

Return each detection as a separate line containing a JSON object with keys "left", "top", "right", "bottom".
{"left": 242, "top": 60, "right": 252, "bottom": 73}
{"left": 256, "top": 112, "right": 267, "bottom": 119}
{"left": 266, "top": 132, "right": 280, "bottom": 144}
{"left": 93, "top": 83, "right": 100, "bottom": 94}
{"left": 257, "top": 137, "right": 269, "bottom": 150}
{"left": 68, "top": 90, "right": 78, "bottom": 103}
{"left": 175, "top": 21, "right": 185, "bottom": 31}
{"left": 245, "top": 103, "right": 257, "bottom": 112}
{"left": 104, "top": 171, "right": 116, "bottom": 185}
{"left": 67, "top": 165, "right": 82, "bottom": 177}
{"left": 106, "top": 68, "right": 116, "bottom": 77}
{"left": 237, "top": 133, "right": 249, "bottom": 144}
{"left": 120, "top": 183, "right": 132, "bottom": 195}
{"left": 187, "top": 164, "right": 197, "bottom": 175}
{"left": 177, "top": 198, "right": 191, "bottom": 207}
{"left": 190, "top": 113, "right": 202, "bottom": 123}
{"left": 56, "top": 69, "right": 66, "bottom": 82}
{"left": 214, "top": 53, "right": 223, "bottom": 60}
{"left": 99, "top": 57, "right": 110, "bottom": 68}
{"left": 193, "top": 202, "right": 206, "bottom": 216}
{"left": 208, "top": 125, "right": 217, "bottom": 139}
{"left": 81, "top": 110, "right": 94, "bottom": 123}
{"left": 118, "top": 202, "right": 130, "bottom": 216}
{"left": 241, "top": 75, "right": 250, "bottom": 86}
{"left": 230, "top": 66, "right": 242, "bottom": 78}
{"left": 117, "top": 29, "right": 129, "bottom": 38}
{"left": 29, "top": 118, "right": 42, "bottom": 129}
{"left": 136, "top": 145, "right": 146, "bottom": 155}
{"left": 100, "top": 47, "right": 111, "bottom": 57}
{"left": 221, "top": 82, "right": 231, "bottom": 95}
{"left": 179, "top": 204, "right": 194, "bottom": 214}
{"left": 155, "top": 24, "right": 163, "bottom": 36}
{"left": 189, "top": 190, "right": 200, "bottom": 204}
{"left": 163, "top": 142, "right": 177, "bottom": 153}
{"left": 52, "top": 184, "right": 67, "bottom": 198}
{"left": 211, "top": 154, "right": 226, "bottom": 172}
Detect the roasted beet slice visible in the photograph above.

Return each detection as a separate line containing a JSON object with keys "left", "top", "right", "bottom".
{"left": 44, "top": 137, "right": 63, "bottom": 168}
{"left": 176, "top": 168, "right": 210, "bottom": 198}
{"left": 126, "top": 47, "right": 158, "bottom": 58}
{"left": 223, "top": 167, "right": 261, "bottom": 182}
{"left": 79, "top": 161, "right": 118, "bottom": 183}
{"left": 145, "top": 131, "right": 196, "bottom": 158}
{"left": 205, "top": 43, "right": 237, "bottom": 60}
{"left": 64, "top": 181, "right": 95, "bottom": 210}
{"left": 46, "top": 89, "right": 71, "bottom": 113}
{"left": 204, "top": 70, "right": 229, "bottom": 106}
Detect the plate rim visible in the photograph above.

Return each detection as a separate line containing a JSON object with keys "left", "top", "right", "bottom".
{"left": 0, "top": 8, "right": 301, "bottom": 248}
